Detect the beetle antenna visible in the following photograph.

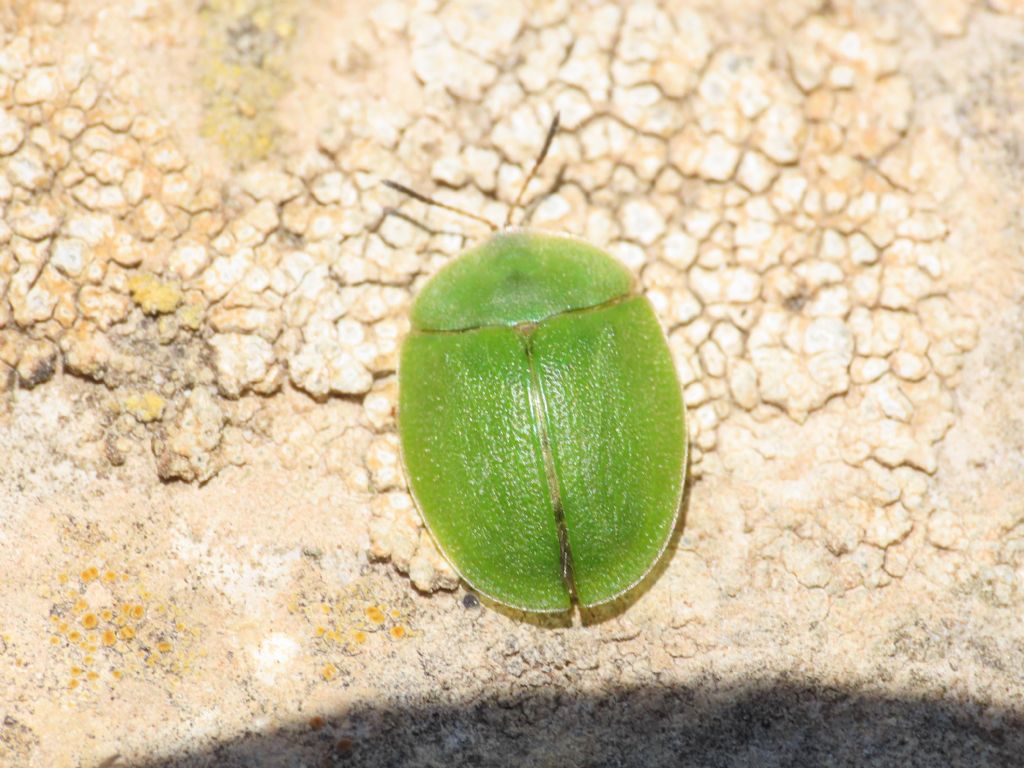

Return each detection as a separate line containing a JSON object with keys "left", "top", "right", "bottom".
{"left": 382, "top": 180, "right": 498, "bottom": 232}
{"left": 506, "top": 112, "right": 560, "bottom": 228}
{"left": 518, "top": 163, "right": 567, "bottom": 229}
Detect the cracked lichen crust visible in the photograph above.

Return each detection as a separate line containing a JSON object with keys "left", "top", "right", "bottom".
{"left": 400, "top": 234, "right": 685, "bottom": 610}
{"left": 0, "top": 0, "right": 990, "bottom": 596}
{"left": 0, "top": 0, "right": 1011, "bottom": 621}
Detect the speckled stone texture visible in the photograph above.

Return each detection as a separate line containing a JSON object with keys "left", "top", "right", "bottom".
{"left": 0, "top": 0, "right": 1022, "bottom": 766}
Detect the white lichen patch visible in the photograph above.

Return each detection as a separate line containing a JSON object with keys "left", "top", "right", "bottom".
{"left": 0, "top": 0, "right": 991, "bottom": 606}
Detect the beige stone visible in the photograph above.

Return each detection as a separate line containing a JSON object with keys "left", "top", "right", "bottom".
{"left": 0, "top": 3, "right": 1018, "bottom": 765}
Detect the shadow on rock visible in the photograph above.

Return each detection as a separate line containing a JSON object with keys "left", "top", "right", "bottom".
{"left": 130, "top": 679, "right": 1021, "bottom": 767}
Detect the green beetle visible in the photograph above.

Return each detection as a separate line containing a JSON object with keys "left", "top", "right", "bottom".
{"left": 389, "top": 117, "right": 687, "bottom": 612}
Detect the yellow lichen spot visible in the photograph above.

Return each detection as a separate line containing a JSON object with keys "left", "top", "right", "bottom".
{"left": 390, "top": 609, "right": 401, "bottom": 619}
{"left": 81, "top": 613, "right": 98, "bottom": 630}
{"left": 68, "top": 679, "right": 79, "bottom": 690}
{"left": 73, "top": 598, "right": 88, "bottom": 614}
{"left": 325, "top": 630, "right": 339, "bottom": 642}
{"left": 111, "top": 669, "right": 123, "bottom": 680}
{"left": 177, "top": 302, "right": 205, "bottom": 331}
{"left": 87, "top": 671, "right": 99, "bottom": 681}
{"left": 176, "top": 622, "right": 186, "bottom": 632}
{"left": 58, "top": 622, "right": 69, "bottom": 633}
{"left": 352, "top": 631, "right": 367, "bottom": 645}
{"left": 127, "top": 273, "right": 184, "bottom": 315}
{"left": 389, "top": 626, "right": 406, "bottom": 640}
{"left": 83, "top": 655, "right": 95, "bottom": 666}
{"left": 273, "top": 17, "right": 294, "bottom": 38}
{"left": 50, "top": 636, "right": 59, "bottom": 646}
{"left": 70, "top": 667, "right": 82, "bottom": 676}
{"left": 119, "top": 627, "right": 135, "bottom": 641}
{"left": 68, "top": 631, "right": 82, "bottom": 643}
{"left": 100, "top": 610, "right": 113, "bottom": 622}
{"left": 58, "top": 573, "right": 68, "bottom": 585}
{"left": 321, "top": 663, "right": 338, "bottom": 682}
{"left": 102, "top": 629, "right": 116, "bottom": 646}
{"left": 123, "top": 391, "right": 166, "bottom": 423}
{"left": 130, "top": 605, "right": 145, "bottom": 620}
{"left": 157, "top": 641, "right": 173, "bottom": 654}
{"left": 320, "top": 603, "right": 331, "bottom": 614}
{"left": 365, "top": 606, "right": 385, "bottom": 625}
{"left": 103, "top": 570, "right": 117, "bottom": 582}
{"left": 81, "top": 567, "right": 99, "bottom": 583}
{"left": 315, "top": 626, "right": 326, "bottom": 637}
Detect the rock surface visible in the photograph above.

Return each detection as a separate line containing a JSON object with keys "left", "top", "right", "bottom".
{"left": 0, "top": 0, "right": 1022, "bottom": 765}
